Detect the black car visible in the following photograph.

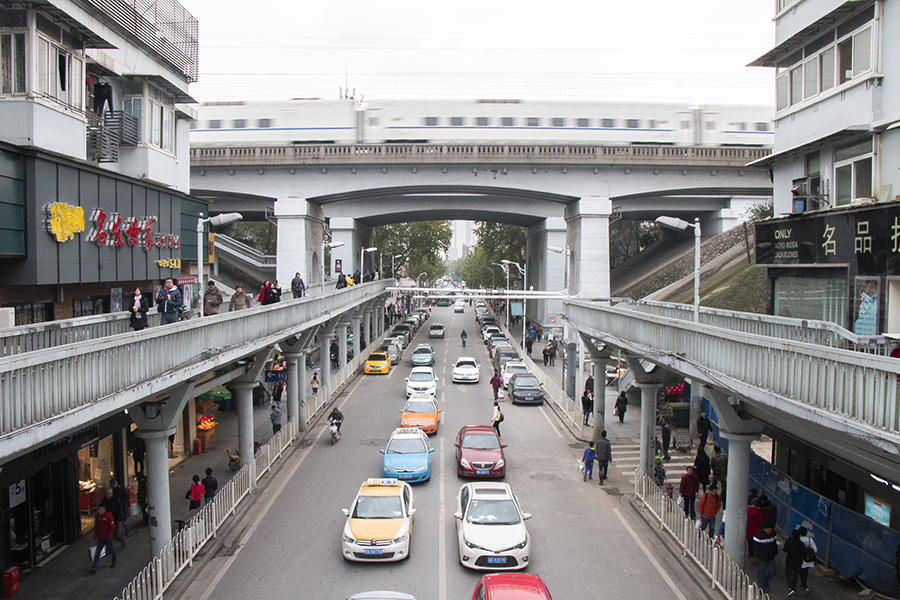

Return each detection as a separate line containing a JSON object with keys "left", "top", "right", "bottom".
{"left": 392, "top": 324, "right": 414, "bottom": 343}
{"left": 508, "top": 373, "right": 544, "bottom": 405}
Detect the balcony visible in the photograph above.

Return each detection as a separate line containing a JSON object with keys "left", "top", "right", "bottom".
{"left": 86, "top": 111, "right": 139, "bottom": 163}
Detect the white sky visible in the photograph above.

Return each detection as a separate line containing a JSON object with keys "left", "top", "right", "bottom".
{"left": 180, "top": 0, "right": 777, "bottom": 106}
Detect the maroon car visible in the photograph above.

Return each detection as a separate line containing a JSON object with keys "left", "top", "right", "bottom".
{"left": 454, "top": 425, "right": 507, "bottom": 478}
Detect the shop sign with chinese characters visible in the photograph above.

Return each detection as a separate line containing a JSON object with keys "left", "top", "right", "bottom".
{"left": 44, "top": 202, "right": 180, "bottom": 251}
{"left": 755, "top": 204, "right": 900, "bottom": 276}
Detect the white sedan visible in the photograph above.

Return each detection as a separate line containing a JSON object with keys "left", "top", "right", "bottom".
{"left": 501, "top": 361, "right": 529, "bottom": 389}
{"left": 451, "top": 357, "right": 480, "bottom": 383}
{"left": 454, "top": 482, "right": 531, "bottom": 570}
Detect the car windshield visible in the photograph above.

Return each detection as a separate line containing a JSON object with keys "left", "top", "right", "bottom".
{"left": 456, "top": 360, "right": 477, "bottom": 369}
{"left": 413, "top": 348, "right": 432, "bottom": 355}
{"left": 430, "top": 326, "right": 443, "bottom": 331}
{"left": 506, "top": 365, "right": 528, "bottom": 375}
{"left": 368, "top": 353, "right": 387, "bottom": 361}
{"left": 409, "top": 372, "right": 434, "bottom": 382}
{"left": 352, "top": 495, "right": 404, "bottom": 519}
{"left": 386, "top": 438, "right": 428, "bottom": 454}
{"left": 515, "top": 376, "right": 540, "bottom": 387}
{"left": 462, "top": 434, "right": 500, "bottom": 450}
{"left": 466, "top": 499, "right": 521, "bottom": 525}
{"left": 405, "top": 401, "right": 436, "bottom": 413}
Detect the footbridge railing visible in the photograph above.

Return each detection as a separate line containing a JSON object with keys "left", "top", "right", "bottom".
{"left": 0, "top": 281, "right": 390, "bottom": 459}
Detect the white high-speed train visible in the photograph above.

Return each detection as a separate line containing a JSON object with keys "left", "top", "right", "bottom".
{"left": 190, "top": 99, "right": 774, "bottom": 148}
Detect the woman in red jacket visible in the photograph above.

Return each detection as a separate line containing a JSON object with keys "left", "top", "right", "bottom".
{"left": 188, "top": 474, "right": 205, "bottom": 510}
{"left": 697, "top": 485, "right": 722, "bottom": 539}
{"left": 746, "top": 497, "right": 764, "bottom": 563}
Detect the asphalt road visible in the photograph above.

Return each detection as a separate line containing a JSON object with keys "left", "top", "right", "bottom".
{"left": 173, "top": 305, "right": 712, "bottom": 600}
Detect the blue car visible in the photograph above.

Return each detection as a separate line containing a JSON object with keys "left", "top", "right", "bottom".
{"left": 410, "top": 343, "right": 436, "bottom": 366}
{"left": 380, "top": 428, "right": 435, "bottom": 483}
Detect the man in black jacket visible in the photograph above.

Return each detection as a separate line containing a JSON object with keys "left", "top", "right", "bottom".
{"left": 697, "top": 412, "right": 712, "bottom": 448}
{"left": 201, "top": 467, "right": 218, "bottom": 505}
{"left": 100, "top": 487, "right": 127, "bottom": 549}
{"left": 753, "top": 524, "right": 779, "bottom": 591}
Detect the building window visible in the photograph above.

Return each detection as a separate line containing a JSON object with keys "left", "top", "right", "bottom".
{"left": 0, "top": 32, "right": 26, "bottom": 94}
{"left": 233, "top": 119, "right": 246, "bottom": 128}
{"left": 12, "top": 302, "right": 53, "bottom": 326}
{"left": 552, "top": 117, "right": 565, "bottom": 127}
{"left": 602, "top": 118, "right": 615, "bottom": 128}
{"left": 451, "top": 117, "right": 464, "bottom": 126}
{"left": 501, "top": 117, "right": 515, "bottom": 126}
{"left": 774, "top": 276, "right": 847, "bottom": 327}
{"left": 526, "top": 117, "right": 540, "bottom": 127}
{"left": 476, "top": 117, "right": 489, "bottom": 126}
{"left": 626, "top": 119, "right": 640, "bottom": 128}
{"left": 123, "top": 96, "right": 142, "bottom": 141}
{"left": 576, "top": 118, "right": 590, "bottom": 128}
{"left": 36, "top": 35, "right": 83, "bottom": 109}
{"left": 149, "top": 86, "right": 174, "bottom": 153}
{"left": 776, "top": 9, "right": 874, "bottom": 112}
{"left": 834, "top": 137, "right": 874, "bottom": 206}
{"left": 424, "top": 117, "right": 438, "bottom": 126}
{"left": 208, "top": 119, "right": 222, "bottom": 129}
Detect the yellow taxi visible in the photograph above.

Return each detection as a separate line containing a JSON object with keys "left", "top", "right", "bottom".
{"left": 364, "top": 351, "right": 391, "bottom": 375}
{"left": 341, "top": 479, "right": 415, "bottom": 562}
{"left": 399, "top": 395, "right": 442, "bottom": 435}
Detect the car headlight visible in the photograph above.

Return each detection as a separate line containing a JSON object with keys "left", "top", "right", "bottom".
{"left": 392, "top": 532, "right": 409, "bottom": 544}
{"left": 510, "top": 538, "right": 528, "bottom": 550}
{"left": 384, "top": 466, "right": 396, "bottom": 472}
{"left": 415, "top": 465, "right": 428, "bottom": 472}
{"left": 495, "top": 458, "right": 505, "bottom": 468}
{"left": 460, "top": 458, "right": 471, "bottom": 468}
{"left": 464, "top": 538, "right": 490, "bottom": 551}
{"left": 342, "top": 533, "right": 355, "bottom": 544}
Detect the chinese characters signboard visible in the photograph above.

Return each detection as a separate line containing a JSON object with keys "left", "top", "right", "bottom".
{"left": 45, "top": 203, "right": 181, "bottom": 250}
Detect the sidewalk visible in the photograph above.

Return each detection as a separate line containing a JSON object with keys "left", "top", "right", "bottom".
{"left": 14, "top": 368, "right": 321, "bottom": 600}
{"left": 512, "top": 320, "right": 860, "bottom": 600}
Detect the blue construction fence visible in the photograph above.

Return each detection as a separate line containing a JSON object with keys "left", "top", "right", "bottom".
{"left": 705, "top": 399, "right": 900, "bottom": 596}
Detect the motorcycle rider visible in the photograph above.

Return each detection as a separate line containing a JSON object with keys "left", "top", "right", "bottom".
{"left": 460, "top": 329, "right": 468, "bottom": 346}
{"left": 328, "top": 407, "right": 344, "bottom": 432}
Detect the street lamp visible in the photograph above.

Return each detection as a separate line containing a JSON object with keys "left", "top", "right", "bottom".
{"left": 547, "top": 245, "right": 570, "bottom": 297}
{"left": 417, "top": 271, "right": 428, "bottom": 307}
{"left": 392, "top": 254, "right": 403, "bottom": 279}
{"left": 501, "top": 259, "right": 526, "bottom": 349}
{"left": 492, "top": 262, "right": 509, "bottom": 325}
{"left": 323, "top": 240, "right": 344, "bottom": 291}
{"left": 656, "top": 216, "right": 701, "bottom": 322}
{"left": 360, "top": 247, "right": 377, "bottom": 277}
{"left": 197, "top": 212, "right": 242, "bottom": 317}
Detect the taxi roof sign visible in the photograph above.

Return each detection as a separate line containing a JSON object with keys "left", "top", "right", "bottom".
{"left": 366, "top": 478, "right": 400, "bottom": 487}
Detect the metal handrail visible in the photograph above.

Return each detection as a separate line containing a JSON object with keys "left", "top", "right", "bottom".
{"left": 0, "top": 311, "right": 162, "bottom": 357}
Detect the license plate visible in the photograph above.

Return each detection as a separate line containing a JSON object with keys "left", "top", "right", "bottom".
{"left": 487, "top": 556, "right": 507, "bottom": 564}
{"left": 526, "top": 397, "right": 533, "bottom": 401}
{"left": 476, "top": 470, "right": 490, "bottom": 475}
{"left": 364, "top": 548, "right": 383, "bottom": 555}
{"left": 398, "top": 474, "right": 413, "bottom": 479}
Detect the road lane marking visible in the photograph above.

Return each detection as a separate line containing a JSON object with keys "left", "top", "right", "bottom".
{"left": 439, "top": 436, "right": 447, "bottom": 600}
{"left": 539, "top": 405, "right": 563, "bottom": 438}
{"left": 613, "top": 508, "right": 689, "bottom": 600}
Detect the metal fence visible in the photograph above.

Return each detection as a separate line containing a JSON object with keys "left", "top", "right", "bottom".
{"left": 0, "top": 312, "right": 161, "bottom": 357}
{"left": 633, "top": 470, "right": 770, "bottom": 600}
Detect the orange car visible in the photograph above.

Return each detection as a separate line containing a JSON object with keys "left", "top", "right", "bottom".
{"left": 399, "top": 395, "right": 442, "bottom": 435}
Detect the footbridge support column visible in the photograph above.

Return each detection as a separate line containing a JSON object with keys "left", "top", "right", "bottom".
{"left": 527, "top": 217, "right": 568, "bottom": 326}
{"left": 320, "top": 331, "right": 335, "bottom": 405}
{"left": 636, "top": 383, "right": 659, "bottom": 477}
{"left": 329, "top": 217, "right": 374, "bottom": 279}
{"left": 351, "top": 315, "right": 361, "bottom": 358}
{"left": 274, "top": 198, "right": 324, "bottom": 293}
{"left": 565, "top": 196, "right": 611, "bottom": 299}
{"left": 232, "top": 381, "right": 258, "bottom": 488}
{"left": 363, "top": 309, "right": 372, "bottom": 349}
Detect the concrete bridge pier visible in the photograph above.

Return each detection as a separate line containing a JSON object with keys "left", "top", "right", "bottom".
{"left": 351, "top": 314, "right": 362, "bottom": 358}
{"left": 320, "top": 330, "right": 335, "bottom": 404}
{"left": 330, "top": 217, "right": 374, "bottom": 279}
{"left": 636, "top": 383, "right": 660, "bottom": 476}
{"left": 363, "top": 309, "right": 372, "bottom": 348}
{"left": 339, "top": 322, "right": 349, "bottom": 364}
{"left": 274, "top": 198, "right": 324, "bottom": 290}
{"left": 232, "top": 381, "right": 258, "bottom": 488}
{"left": 565, "top": 196, "right": 611, "bottom": 300}
{"left": 526, "top": 217, "right": 568, "bottom": 327}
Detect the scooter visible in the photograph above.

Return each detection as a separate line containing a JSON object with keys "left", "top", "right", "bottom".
{"left": 329, "top": 419, "right": 342, "bottom": 445}
{"left": 462, "top": 336, "right": 467, "bottom": 348}
{"left": 225, "top": 447, "right": 241, "bottom": 471}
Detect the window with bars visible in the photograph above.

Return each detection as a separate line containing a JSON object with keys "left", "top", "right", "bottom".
{"left": 0, "top": 32, "right": 26, "bottom": 94}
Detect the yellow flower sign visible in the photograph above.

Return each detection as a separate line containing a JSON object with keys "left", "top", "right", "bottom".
{"left": 46, "top": 202, "right": 85, "bottom": 242}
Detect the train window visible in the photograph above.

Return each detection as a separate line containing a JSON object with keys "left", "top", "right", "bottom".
{"left": 189, "top": 120, "right": 197, "bottom": 130}
{"left": 233, "top": 119, "right": 246, "bottom": 129}
{"left": 756, "top": 122, "right": 770, "bottom": 132}
{"left": 679, "top": 120, "right": 690, "bottom": 130}
{"left": 527, "top": 117, "right": 540, "bottom": 127}
{"left": 626, "top": 119, "right": 639, "bottom": 128}
{"left": 369, "top": 117, "right": 379, "bottom": 126}
{"left": 258, "top": 118, "right": 272, "bottom": 128}
{"left": 706, "top": 121, "right": 716, "bottom": 130}
{"left": 602, "top": 118, "right": 615, "bottom": 128}
{"left": 648, "top": 120, "right": 657, "bottom": 129}
{"left": 552, "top": 118, "right": 565, "bottom": 127}
{"left": 501, "top": 117, "right": 515, "bottom": 127}
{"left": 208, "top": 120, "right": 222, "bottom": 129}
{"left": 576, "top": 118, "right": 590, "bottom": 128}
{"left": 476, "top": 117, "right": 490, "bottom": 126}
{"left": 451, "top": 117, "right": 464, "bottom": 126}
{"left": 425, "top": 117, "right": 439, "bottom": 126}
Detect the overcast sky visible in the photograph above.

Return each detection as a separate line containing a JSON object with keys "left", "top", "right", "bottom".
{"left": 180, "top": 0, "right": 777, "bottom": 107}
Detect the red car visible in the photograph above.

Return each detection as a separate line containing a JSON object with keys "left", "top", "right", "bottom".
{"left": 471, "top": 573, "right": 552, "bottom": 600}
{"left": 454, "top": 425, "right": 507, "bottom": 478}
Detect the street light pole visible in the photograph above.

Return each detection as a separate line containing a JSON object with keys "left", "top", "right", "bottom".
{"left": 492, "top": 262, "right": 509, "bottom": 326}
{"left": 655, "top": 216, "right": 702, "bottom": 322}
{"left": 417, "top": 271, "right": 428, "bottom": 307}
{"left": 197, "top": 212, "right": 243, "bottom": 317}
{"left": 322, "top": 239, "right": 345, "bottom": 294}
{"left": 502, "top": 259, "right": 526, "bottom": 350}
{"left": 360, "top": 247, "right": 377, "bottom": 278}
{"left": 548, "top": 245, "right": 570, "bottom": 297}
{"left": 392, "top": 254, "right": 402, "bottom": 280}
